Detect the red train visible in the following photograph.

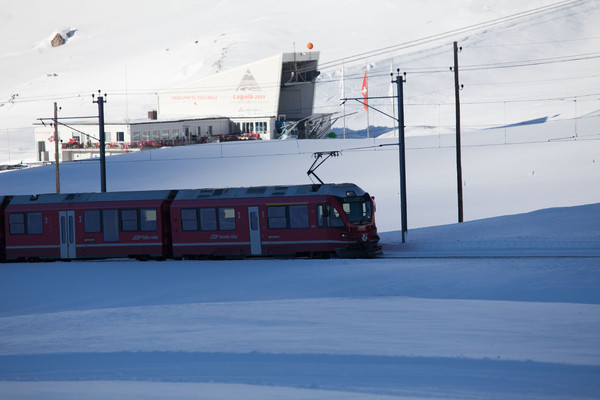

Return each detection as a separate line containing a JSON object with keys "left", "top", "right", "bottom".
{"left": 0, "top": 183, "right": 381, "bottom": 262}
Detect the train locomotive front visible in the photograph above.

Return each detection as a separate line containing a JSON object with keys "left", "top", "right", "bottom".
{"left": 326, "top": 187, "right": 382, "bottom": 258}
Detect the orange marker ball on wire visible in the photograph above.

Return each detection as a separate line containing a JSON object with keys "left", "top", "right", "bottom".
{"left": 307, "top": 42, "right": 313, "bottom": 50}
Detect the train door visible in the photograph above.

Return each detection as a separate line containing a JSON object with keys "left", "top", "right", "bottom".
{"left": 59, "top": 210, "right": 76, "bottom": 259}
{"left": 248, "top": 206, "right": 262, "bottom": 255}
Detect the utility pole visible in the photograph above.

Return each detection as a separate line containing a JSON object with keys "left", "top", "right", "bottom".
{"left": 393, "top": 70, "right": 408, "bottom": 243}
{"left": 53, "top": 102, "right": 60, "bottom": 194}
{"left": 453, "top": 41, "right": 464, "bottom": 223}
{"left": 93, "top": 91, "right": 107, "bottom": 192}
{"left": 342, "top": 71, "right": 409, "bottom": 241}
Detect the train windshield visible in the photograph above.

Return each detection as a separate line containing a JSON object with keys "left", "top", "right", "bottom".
{"left": 338, "top": 193, "right": 373, "bottom": 225}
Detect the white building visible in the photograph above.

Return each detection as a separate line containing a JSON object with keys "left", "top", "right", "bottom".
{"left": 34, "top": 116, "right": 232, "bottom": 162}
{"left": 34, "top": 121, "right": 131, "bottom": 162}
{"left": 34, "top": 52, "right": 327, "bottom": 163}
{"left": 158, "top": 51, "right": 324, "bottom": 140}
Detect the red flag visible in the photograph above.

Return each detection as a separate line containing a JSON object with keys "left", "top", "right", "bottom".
{"left": 361, "top": 68, "right": 368, "bottom": 112}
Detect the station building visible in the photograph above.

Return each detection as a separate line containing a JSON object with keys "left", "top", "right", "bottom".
{"left": 34, "top": 52, "right": 328, "bottom": 163}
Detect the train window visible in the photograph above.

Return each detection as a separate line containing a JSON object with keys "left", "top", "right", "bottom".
{"left": 121, "top": 209, "right": 138, "bottom": 232}
{"left": 103, "top": 210, "right": 120, "bottom": 242}
{"left": 289, "top": 205, "right": 309, "bottom": 229}
{"left": 181, "top": 207, "right": 236, "bottom": 231}
{"left": 181, "top": 209, "right": 198, "bottom": 231}
{"left": 199, "top": 208, "right": 217, "bottom": 231}
{"left": 84, "top": 210, "right": 101, "bottom": 233}
{"left": 218, "top": 207, "right": 236, "bottom": 231}
{"left": 267, "top": 206, "right": 287, "bottom": 229}
{"left": 339, "top": 194, "right": 373, "bottom": 224}
{"left": 140, "top": 209, "right": 157, "bottom": 231}
{"left": 317, "top": 204, "right": 324, "bottom": 228}
{"left": 9, "top": 213, "right": 25, "bottom": 234}
{"left": 7, "top": 212, "right": 43, "bottom": 235}
{"left": 27, "top": 212, "right": 43, "bottom": 234}
{"left": 326, "top": 204, "right": 345, "bottom": 228}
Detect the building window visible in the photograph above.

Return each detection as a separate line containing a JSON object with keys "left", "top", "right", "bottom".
{"left": 256, "top": 122, "right": 267, "bottom": 133}
{"left": 116, "top": 132, "right": 125, "bottom": 142}
{"left": 241, "top": 122, "right": 255, "bottom": 133}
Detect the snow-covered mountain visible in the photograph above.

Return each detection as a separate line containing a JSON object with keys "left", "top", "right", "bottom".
{"left": 1, "top": 0, "right": 599, "bottom": 164}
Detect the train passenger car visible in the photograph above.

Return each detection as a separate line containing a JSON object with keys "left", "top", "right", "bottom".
{"left": 170, "top": 183, "right": 381, "bottom": 258}
{"left": 3, "top": 190, "right": 175, "bottom": 261}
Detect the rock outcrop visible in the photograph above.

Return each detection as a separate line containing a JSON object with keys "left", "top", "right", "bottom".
{"left": 50, "top": 33, "right": 65, "bottom": 47}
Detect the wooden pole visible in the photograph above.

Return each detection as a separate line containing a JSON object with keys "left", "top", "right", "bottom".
{"left": 53, "top": 102, "right": 60, "bottom": 194}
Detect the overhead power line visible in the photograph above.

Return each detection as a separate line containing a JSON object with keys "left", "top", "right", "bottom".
{"left": 318, "top": 0, "right": 585, "bottom": 70}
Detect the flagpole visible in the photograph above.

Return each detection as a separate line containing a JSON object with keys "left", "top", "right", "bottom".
{"left": 390, "top": 60, "right": 397, "bottom": 137}
{"left": 366, "top": 61, "right": 370, "bottom": 138}
{"left": 342, "top": 60, "right": 346, "bottom": 139}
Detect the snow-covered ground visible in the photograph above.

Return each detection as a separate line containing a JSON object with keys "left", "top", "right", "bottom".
{"left": 1, "top": 204, "right": 599, "bottom": 399}
{"left": 1, "top": 1, "right": 600, "bottom": 399}
{"left": 0, "top": 136, "right": 599, "bottom": 399}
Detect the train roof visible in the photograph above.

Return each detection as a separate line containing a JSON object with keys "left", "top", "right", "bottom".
{"left": 6, "top": 190, "right": 175, "bottom": 206}
{"left": 173, "top": 183, "right": 366, "bottom": 201}
{"left": 4, "top": 183, "right": 368, "bottom": 206}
